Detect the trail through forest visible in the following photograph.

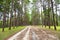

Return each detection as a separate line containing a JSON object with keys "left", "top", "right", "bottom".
{"left": 8, "top": 26, "right": 59, "bottom": 40}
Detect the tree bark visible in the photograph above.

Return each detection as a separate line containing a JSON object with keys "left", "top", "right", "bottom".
{"left": 2, "top": 10, "right": 6, "bottom": 32}
{"left": 51, "top": 0, "right": 57, "bottom": 30}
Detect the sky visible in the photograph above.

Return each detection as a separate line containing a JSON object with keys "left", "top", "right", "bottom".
{"left": 27, "top": 0, "right": 60, "bottom": 15}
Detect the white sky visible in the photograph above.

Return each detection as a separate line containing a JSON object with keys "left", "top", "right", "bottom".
{"left": 27, "top": 0, "right": 60, "bottom": 15}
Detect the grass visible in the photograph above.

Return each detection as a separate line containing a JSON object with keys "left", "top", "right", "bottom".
{"left": 0, "top": 26, "right": 25, "bottom": 40}
{"left": 43, "top": 26, "right": 60, "bottom": 31}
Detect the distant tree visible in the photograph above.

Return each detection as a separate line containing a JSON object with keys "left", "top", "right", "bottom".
{"left": 51, "top": 0, "right": 57, "bottom": 30}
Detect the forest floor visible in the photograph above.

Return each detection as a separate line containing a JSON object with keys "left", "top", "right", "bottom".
{"left": 7, "top": 26, "right": 59, "bottom": 40}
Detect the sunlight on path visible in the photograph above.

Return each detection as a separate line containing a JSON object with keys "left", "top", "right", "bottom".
{"left": 22, "top": 27, "right": 30, "bottom": 40}
{"left": 8, "top": 27, "right": 28, "bottom": 40}
{"left": 7, "top": 26, "right": 59, "bottom": 40}
{"left": 32, "top": 31, "right": 39, "bottom": 40}
{"left": 40, "top": 29, "right": 59, "bottom": 40}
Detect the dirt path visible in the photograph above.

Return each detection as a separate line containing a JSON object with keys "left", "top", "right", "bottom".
{"left": 7, "top": 26, "right": 59, "bottom": 40}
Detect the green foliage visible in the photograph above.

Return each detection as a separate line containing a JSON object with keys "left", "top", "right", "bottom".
{"left": 58, "top": 16, "right": 60, "bottom": 26}
{"left": 33, "top": 0, "right": 37, "bottom": 3}
{"left": 24, "top": 0, "right": 30, "bottom": 4}
{"left": 0, "top": 0, "right": 3, "bottom": 12}
{"left": 0, "top": 0, "right": 11, "bottom": 12}
{"left": 0, "top": 0, "right": 3, "bottom": 4}
{"left": 0, "top": 21, "right": 2, "bottom": 28}
{"left": 55, "top": 0, "right": 60, "bottom": 4}
{"left": 31, "top": 7, "right": 40, "bottom": 25}
{"left": 0, "top": 26, "right": 25, "bottom": 40}
{"left": 43, "top": 8, "right": 51, "bottom": 14}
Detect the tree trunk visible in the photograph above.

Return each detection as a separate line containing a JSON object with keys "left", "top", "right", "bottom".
{"left": 9, "top": 0, "right": 14, "bottom": 30}
{"left": 2, "top": 10, "right": 6, "bottom": 32}
{"left": 51, "top": 0, "right": 57, "bottom": 30}
{"left": 48, "top": 1, "right": 50, "bottom": 29}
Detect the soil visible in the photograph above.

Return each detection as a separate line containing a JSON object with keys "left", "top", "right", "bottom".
{"left": 7, "top": 26, "right": 59, "bottom": 40}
